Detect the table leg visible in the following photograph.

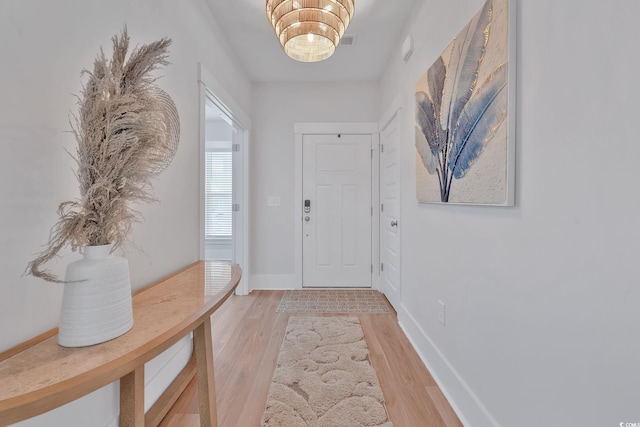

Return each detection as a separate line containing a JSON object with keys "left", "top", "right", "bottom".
{"left": 120, "top": 366, "right": 145, "bottom": 427}
{"left": 194, "top": 319, "right": 217, "bottom": 427}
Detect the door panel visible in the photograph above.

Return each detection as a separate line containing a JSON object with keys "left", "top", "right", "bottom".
{"left": 342, "top": 185, "right": 358, "bottom": 267}
{"left": 303, "top": 134, "right": 372, "bottom": 288}
{"left": 380, "top": 114, "right": 401, "bottom": 307}
{"left": 316, "top": 185, "right": 332, "bottom": 266}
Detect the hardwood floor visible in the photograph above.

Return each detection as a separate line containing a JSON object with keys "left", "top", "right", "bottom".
{"left": 159, "top": 290, "right": 462, "bottom": 427}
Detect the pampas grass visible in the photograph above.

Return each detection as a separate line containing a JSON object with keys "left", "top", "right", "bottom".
{"left": 26, "top": 27, "right": 178, "bottom": 283}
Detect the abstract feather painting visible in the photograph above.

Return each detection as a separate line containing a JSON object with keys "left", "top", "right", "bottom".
{"left": 415, "top": 0, "right": 515, "bottom": 205}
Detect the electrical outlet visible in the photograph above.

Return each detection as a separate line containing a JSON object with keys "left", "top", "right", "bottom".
{"left": 438, "top": 300, "right": 446, "bottom": 326}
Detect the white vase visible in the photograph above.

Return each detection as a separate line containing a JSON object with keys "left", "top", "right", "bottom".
{"left": 58, "top": 244, "right": 134, "bottom": 347}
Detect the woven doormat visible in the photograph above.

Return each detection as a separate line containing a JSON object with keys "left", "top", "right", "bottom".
{"left": 277, "top": 289, "right": 392, "bottom": 314}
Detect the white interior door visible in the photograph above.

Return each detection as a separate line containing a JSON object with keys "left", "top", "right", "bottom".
{"left": 380, "top": 113, "right": 401, "bottom": 307}
{"left": 302, "top": 134, "right": 372, "bottom": 288}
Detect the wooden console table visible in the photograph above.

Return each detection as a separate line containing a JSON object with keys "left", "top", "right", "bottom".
{"left": 0, "top": 261, "right": 241, "bottom": 427}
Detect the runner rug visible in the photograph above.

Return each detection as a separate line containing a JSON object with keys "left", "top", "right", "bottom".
{"left": 261, "top": 316, "right": 393, "bottom": 427}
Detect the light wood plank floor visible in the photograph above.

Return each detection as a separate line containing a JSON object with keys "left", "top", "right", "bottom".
{"left": 159, "top": 290, "right": 462, "bottom": 427}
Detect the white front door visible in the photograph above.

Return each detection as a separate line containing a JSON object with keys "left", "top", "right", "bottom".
{"left": 380, "top": 112, "right": 401, "bottom": 308}
{"left": 302, "top": 134, "right": 372, "bottom": 288}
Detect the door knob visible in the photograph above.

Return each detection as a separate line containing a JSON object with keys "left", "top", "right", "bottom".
{"left": 390, "top": 220, "right": 398, "bottom": 227}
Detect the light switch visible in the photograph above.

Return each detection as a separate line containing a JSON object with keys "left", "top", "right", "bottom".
{"left": 267, "top": 196, "right": 281, "bottom": 207}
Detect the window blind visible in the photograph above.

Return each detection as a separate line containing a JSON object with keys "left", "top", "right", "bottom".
{"left": 205, "top": 151, "right": 232, "bottom": 238}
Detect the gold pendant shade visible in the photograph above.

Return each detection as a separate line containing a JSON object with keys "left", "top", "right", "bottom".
{"left": 266, "top": 0, "right": 355, "bottom": 62}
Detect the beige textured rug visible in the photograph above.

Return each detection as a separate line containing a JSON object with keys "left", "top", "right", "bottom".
{"left": 261, "top": 317, "right": 393, "bottom": 427}
{"left": 277, "top": 290, "right": 392, "bottom": 314}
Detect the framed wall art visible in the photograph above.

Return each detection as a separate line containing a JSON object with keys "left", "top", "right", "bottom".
{"left": 415, "top": 0, "right": 516, "bottom": 205}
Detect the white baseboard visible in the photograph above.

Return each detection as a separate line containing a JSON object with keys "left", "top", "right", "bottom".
{"left": 397, "top": 305, "right": 500, "bottom": 427}
{"left": 250, "top": 274, "right": 300, "bottom": 290}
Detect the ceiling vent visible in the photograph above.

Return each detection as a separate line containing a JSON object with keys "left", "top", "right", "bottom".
{"left": 340, "top": 35, "right": 357, "bottom": 46}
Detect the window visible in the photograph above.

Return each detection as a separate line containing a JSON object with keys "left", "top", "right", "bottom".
{"left": 205, "top": 151, "right": 232, "bottom": 239}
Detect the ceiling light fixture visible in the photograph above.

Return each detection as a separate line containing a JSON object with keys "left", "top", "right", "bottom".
{"left": 266, "top": 0, "right": 355, "bottom": 63}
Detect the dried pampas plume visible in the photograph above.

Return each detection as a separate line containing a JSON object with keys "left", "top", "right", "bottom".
{"left": 26, "top": 27, "right": 179, "bottom": 283}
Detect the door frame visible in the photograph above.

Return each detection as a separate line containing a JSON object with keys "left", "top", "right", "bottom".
{"left": 294, "top": 122, "right": 380, "bottom": 289}
{"left": 198, "top": 64, "right": 251, "bottom": 295}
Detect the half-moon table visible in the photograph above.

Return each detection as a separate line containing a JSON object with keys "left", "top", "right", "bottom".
{"left": 0, "top": 261, "right": 241, "bottom": 427}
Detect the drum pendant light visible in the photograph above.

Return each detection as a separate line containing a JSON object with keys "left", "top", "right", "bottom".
{"left": 266, "top": 0, "right": 355, "bottom": 62}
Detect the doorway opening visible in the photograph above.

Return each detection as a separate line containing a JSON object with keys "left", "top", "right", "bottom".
{"left": 199, "top": 65, "right": 250, "bottom": 295}
{"left": 204, "top": 101, "right": 234, "bottom": 261}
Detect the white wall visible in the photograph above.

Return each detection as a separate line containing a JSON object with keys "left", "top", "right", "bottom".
{"left": 0, "top": 0, "right": 251, "bottom": 425}
{"left": 249, "top": 82, "right": 380, "bottom": 288}
{"left": 380, "top": 1, "right": 640, "bottom": 426}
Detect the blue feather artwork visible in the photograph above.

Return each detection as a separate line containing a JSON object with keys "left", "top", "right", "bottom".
{"left": 415, "top": 0, "right": 514, "bottom": 205}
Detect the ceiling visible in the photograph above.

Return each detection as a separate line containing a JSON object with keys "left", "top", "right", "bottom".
{"left": 203, "top": 0, "right": 419, "bottom": 83}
